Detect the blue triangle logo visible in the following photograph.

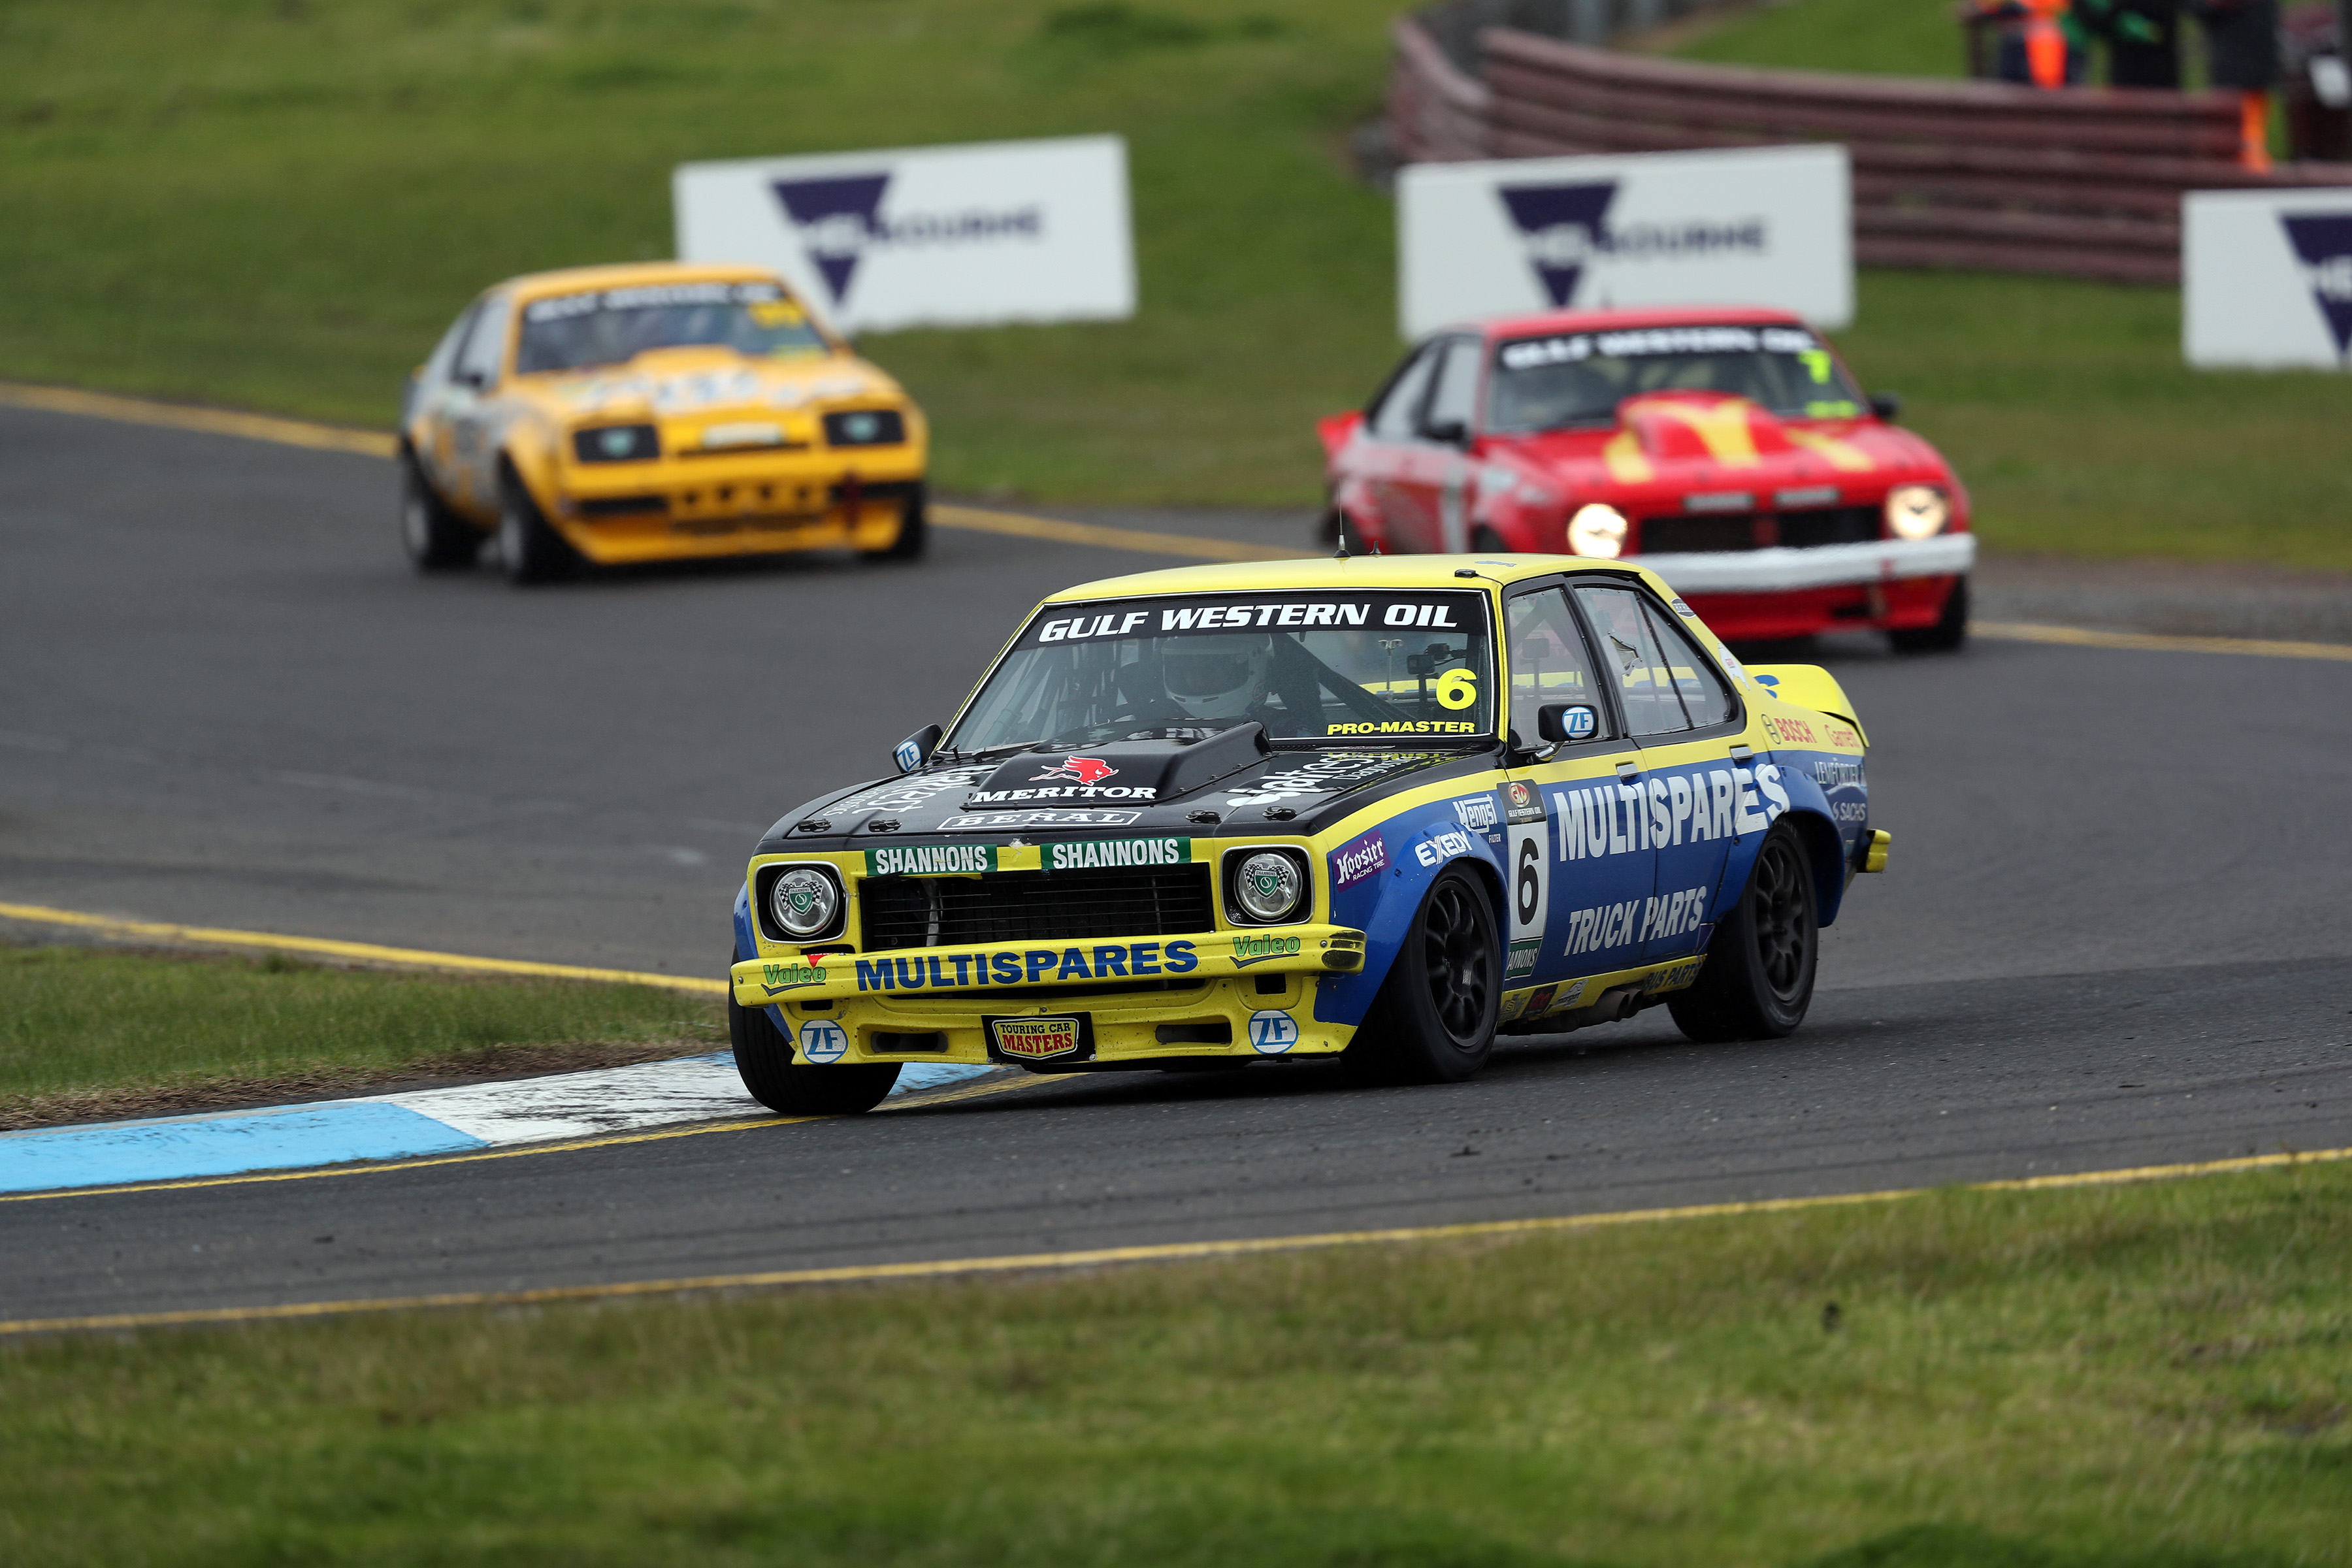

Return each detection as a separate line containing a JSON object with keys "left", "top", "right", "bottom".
{"left": 2280, "top": 212, "right": 2352, "bottom": 358}
{"left": 1498, "top": 182, "right": 1620, "bottom": 308}
{"left": 772, "top": 173, "right": 892, "bottom": 306}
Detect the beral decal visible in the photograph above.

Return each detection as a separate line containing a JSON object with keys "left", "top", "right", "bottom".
{"left": 2280, "top": 212, "right": 2352, "bottom": 359}
{"left": 1497, "top": 180, "right": 1767, "bottom": 309}
{"left": 772, "top": 172, "right": 1044, "bottom": 309}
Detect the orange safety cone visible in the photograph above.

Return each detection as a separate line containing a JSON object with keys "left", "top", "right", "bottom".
{"left": 2024, "top": 0, "right": 2070, "bottom": 88}
{"left": 2239, "top": 90, "right": 2274, "bottom": 172}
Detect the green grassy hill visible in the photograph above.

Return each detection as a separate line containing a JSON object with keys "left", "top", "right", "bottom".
{"left": 2, "top": 0, "right": 2348, "bottom": 566}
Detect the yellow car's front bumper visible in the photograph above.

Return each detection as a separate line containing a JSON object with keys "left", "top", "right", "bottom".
{"left": 549, "top": 448, "right": 924, "bottom": 564}
{"left": 732, "top": 924, "right": 1368, "bottom": 1067}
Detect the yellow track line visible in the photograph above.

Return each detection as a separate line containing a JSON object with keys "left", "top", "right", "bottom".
{"left": 0, "top": 900, "right": 725, "bottom": 996}
{"left": 0, "top": 381, "right": 398, "bottom": 459}
{"left": 5, "top": 1142, "right": 2344, "bottom": 1337}
{"left": 1973, "top": 620, "right": 2352, "bottom": 664}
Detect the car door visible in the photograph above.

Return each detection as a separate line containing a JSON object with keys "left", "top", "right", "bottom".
{"left": 444, "top": 291, "right": 514, "bottom": 515}
{"left": 1570, "top": 581, "right": 1747, "bottom": 965}
{"left": 1389, "top": 335, "right": 1482, "bottom": 553}
{"left": 1501, "top": 581, "right": 1654, "bottom": 1002}
{"left": 1348, "top": 342, "right": 1441, "bottom": 548}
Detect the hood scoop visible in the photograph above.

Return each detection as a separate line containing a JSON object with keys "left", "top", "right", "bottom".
{"left": 1619, "top": 391, "right": 1793, "bottom": 465}
{"left": 961, "top": 723, "right": 1272, "bottom": 810}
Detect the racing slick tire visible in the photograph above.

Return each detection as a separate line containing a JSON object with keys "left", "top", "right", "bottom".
{"left": 860, "top": 483, "right": 928, "bottom": 563}
{"left": 399, "top": 451, "right": 479, "bottom": 571}
{"left": 1668, "top": 821, "right": 1818, "bottom": 1043}
{"left": 497, "top": 466, "right": 578, "bottom": 586}
{"left": 727, "top": 986, "right": 902, "bottom": 1115}
{"left": 1341, "top": 866, "right": 1501, "bottom": 1085}
{"left": 1889, "top": 574, "right": 1968, "bottom": 654}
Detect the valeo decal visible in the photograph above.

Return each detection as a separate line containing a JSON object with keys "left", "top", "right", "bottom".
{"left": 1044, "top": 836, "right": 1191, "bottom": 872}
{"left": 760, "top": 958, "right": 830, "bottom": 994}
{"left": 1231, "top": 932, "right": 1303, "bottom": 969}
{"left": 865, "top": 843, "right": 998, "bottom": 876}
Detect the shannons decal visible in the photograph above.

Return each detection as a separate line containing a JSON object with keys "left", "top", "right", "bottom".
{"left": 759, "top": 959, "right": 829, "bottom": 995}
{"left": 1230, "top": 932, "right": 1302, "bottom": 969}
{"left": 866, "top": 843, "right": 995, "bottom": 876}
{"left": 854, "top": 940, "right": 1199, "bottom": 992}
{"left": 1561, "top": 884, "right": 1712, "bottom": 958}
{"left": 1552, "top": 763, "right": 1788, "bottom": 862}
{"left": 1330, "top": 830, "right": 1388, "bottom": 890}
{"left": 1045, "top": 837, "right": 1190, "bottom": 871}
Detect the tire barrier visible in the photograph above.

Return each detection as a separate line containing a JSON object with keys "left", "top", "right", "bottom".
{"left": 1388, "top": 6, "right": 2352, "bottom": 283}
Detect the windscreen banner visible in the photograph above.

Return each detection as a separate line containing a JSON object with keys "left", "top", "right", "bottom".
{"left": 2183, "top": 189, "right": 2352, "bottom": 368}
{"left": 1396, "top": 144, "right": 1853, "bottom": 338}
{"left": 673, "top": 135, "right": 1135, "bottom": 333}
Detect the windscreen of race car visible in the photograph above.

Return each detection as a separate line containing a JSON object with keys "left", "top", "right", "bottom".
{"left": 947, "top": 590, "right": 1497, "bottom": 753}
{"left": 1488, "top": 323, "right": 1867, "bottom": 433}
{"left": 515, "top": 280, "right": 831, "bottom": 374}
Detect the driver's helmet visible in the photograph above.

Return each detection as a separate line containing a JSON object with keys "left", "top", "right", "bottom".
{"left": 1162, "top": 634, "right": 1272, "bottom": 720}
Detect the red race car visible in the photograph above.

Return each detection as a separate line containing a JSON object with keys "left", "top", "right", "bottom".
{"left": 1318, "top": 306, "right": 1974, "bottom": 649}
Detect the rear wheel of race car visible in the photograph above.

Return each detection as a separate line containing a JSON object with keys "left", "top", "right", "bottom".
{"left": 1341, "top": 866, "right": 1500, "bottom": 1085}
{"left": 1470, "top": 525, "right": 1508, "bottom": 554}
{"left": 1668, "top": 822, "right": 1819, "bottom": 1043}
{"left": 727, "top": 987, "right": 901, "bottom": 1115}
{"left": 398, "top": 451, "right": 479, "bottom": 571}
{"left": 860, "top": 483, "right": 928, "bottom": 562}
{"left": 1889, "top": 574, "right": 1968, "bottom": 654}
{"left": 497, "top": 466, "right": 578, "bottom": 586}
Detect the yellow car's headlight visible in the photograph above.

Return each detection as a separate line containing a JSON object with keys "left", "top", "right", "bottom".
{"left": 1567, "top": 502, "right": 1629, "bottom": 559}
{"left": 1885, "top": 485, "right": 1950, "bottom": 540}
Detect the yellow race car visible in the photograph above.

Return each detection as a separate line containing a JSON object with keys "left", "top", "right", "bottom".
{"left": 398, "top": 262, "right": 928, "bottom": 583}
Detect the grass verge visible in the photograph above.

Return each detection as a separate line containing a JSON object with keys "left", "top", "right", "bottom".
{"left": 4, "top": 1161, "right": 2349, "bottom": 1563}
{"left": 0, "top": 945, "right": 724, "bottom": 1130}
{"left": 3, "top": 1, "right": 2351, "bottom": 564}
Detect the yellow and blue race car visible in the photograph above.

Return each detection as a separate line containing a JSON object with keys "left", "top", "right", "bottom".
{"left": 399, "top": 261, "right": 927, "bottom": 584}
{"left": 728, "top": 553, "right": 1889, "bottom": 1113}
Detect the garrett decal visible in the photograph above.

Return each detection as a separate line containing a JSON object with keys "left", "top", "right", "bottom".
{"left": 992, "top": 1017, "right": 1085, "bottom": 1060}
{"left": 1331, "top": 830, "right": 1388, "bottom": 890}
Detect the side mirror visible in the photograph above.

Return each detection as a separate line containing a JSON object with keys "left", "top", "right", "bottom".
{"left": 892, "top": 724, "right": 942, "bottom": 774}
{"left": 1869, "top": 391, "right": 1902, "bottom": 423}
{"left": 1537, "top": 703, "right": 1601, "bottom": 744}
{"left": 1422, "top": 417, "right": 1471, "bottom": 448}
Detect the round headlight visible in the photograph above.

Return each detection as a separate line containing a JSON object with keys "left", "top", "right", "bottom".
{"left": 770, "top": 867, "right": 840, "bottom": 938}
{"left": 1233, "top": 852, "right": 1305, "bottom": 924}
{"left": 1567, "top": 502, "right": 1628, "bottom": 559}
{"left": 1885, "top": 485, "right": 1949, "bottom": 541}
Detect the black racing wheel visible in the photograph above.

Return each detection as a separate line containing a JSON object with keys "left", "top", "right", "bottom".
{"left": 1342, "top": 866, "right": 1501, "bottom": 1085}
{"left": 860, "top": 483, "right": 928, "bottom": 562}
{"left": 1668, "top": 822, "right": 1819, "bottom": 1043}
{"left": 727, "top": 983, "right": 901, "bottom": 1116}
{"left": 398, "top": 451, "right": 480, "bottom": 571}
{"left": 1890, "top": 575, "right": 1968, "bottom": 653}
{"left": 497, "top": 466, "right": 579, "bottom": 586}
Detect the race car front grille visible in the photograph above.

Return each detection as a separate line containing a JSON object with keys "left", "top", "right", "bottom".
{"left": 1641, "top": 505, "right": 1882, "bottom": 554}
{"left": 578, "top": 495, "right": 668, "bottom": 519}
{"left": 859, "top": 866, "right": 1215, "bottom": 953}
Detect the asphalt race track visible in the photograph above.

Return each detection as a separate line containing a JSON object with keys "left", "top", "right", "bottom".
{"left": 4, "top": 400, "right": 2349, "bottom": 1322}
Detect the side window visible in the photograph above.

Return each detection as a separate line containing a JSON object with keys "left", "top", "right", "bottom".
{"left": 1420, "top": 336, "right": 1484, "bottom": 438}
{"left": 1366, "top": 344, "right": 1440, "bottom": 440}
{"left": 453, "top": 294, "right": 512, "bottom": 389}
{"left": 1573, "top": 584, "right": 1690, "bottom": 738}
{"left": 421, "top": 304, "right": 478, "bottom": 388}
{"left": 1641, "top": 600, "right": 1737, "bottom": 730}
{"left": 1505, "top": 587, "right": 1605, "bottom": 741}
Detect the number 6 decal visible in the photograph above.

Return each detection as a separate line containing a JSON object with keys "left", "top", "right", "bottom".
{"left": 1505, "top": 808, "right": 1548, "bottom": 981}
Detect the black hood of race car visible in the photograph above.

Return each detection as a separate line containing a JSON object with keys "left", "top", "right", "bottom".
{"left": 759, "top": 727, "right": 1498, "bottom": 852}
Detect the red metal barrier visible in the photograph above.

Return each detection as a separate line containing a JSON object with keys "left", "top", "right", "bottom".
{"left": 1388, "top": 17, "right": 2352, "bottom": 284}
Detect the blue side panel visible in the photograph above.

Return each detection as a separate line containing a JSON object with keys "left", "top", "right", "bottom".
{"left": 733, "top": 882, "right": 756, "bottom": 964}
{"left": 0, "top": 1103, "right": 487, "bottom": 1195}
{"left": 1315, "top": 791, "right": 1507, "bottom": 1028}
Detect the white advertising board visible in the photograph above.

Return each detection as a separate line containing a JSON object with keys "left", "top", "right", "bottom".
{"left": 1396, "top": 144, "right": 1852, "bottom": 338}
{"left": 2183, "top": 188, "right": 2352, "bottom": 368}
{"left": 674, "top": 135, "right": 1134, "bottom": 333}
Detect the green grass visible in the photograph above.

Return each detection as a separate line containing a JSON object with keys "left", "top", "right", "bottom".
{"left": 0, "top": 945, "right": 722, "bottom": 1127}
{"left": 5, "top": 1162, "right": 2349, "bottom": 1563}
{"left": 3, "top": 1, "right": 2351, "bottom": 565}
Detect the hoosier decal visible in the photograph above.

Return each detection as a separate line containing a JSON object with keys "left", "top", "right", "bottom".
{"left": 1045, "top": 836, "right": 1190, "bottom": 871}
{"left": 1330, "top": 830, "right": 1388, "bottom": 890}
{"left": 865, "top": 843, "right": 995, "bottom": 876}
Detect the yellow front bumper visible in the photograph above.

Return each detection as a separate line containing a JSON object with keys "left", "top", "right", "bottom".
{"left": 550, "top": 448, "right": 923, "bottom": 564}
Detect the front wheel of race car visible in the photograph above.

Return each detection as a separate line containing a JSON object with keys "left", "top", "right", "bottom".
{"left": 1342, "top": 866, "right": 1501, "bottom": 1085}
{"left": 1668, "top": 822, "right": 1819, "bottom": 1043}
{"left": 860, "top": 483, "right": 928, "bottom": 562}
{"left": 727, "top": 987, "right": 902, "bottom": 1115}
{"left": 1889, "top": 574, "right": 1968, "bottom": 654}
{"left": 399, "top": 451, "right": 479, "bottom": 571}
{"left": 497, "top": 468, "right": 579, "bottom": 586}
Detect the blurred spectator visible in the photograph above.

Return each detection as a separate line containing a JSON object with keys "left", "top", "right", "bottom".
{"left": 2077, "top": 0, "right": 2184, "bottom": 86}
{"left": 1963, "top": 0, "right": 2090, "bottom": 86}
{"left": 2281, "top": 3, "right": 2351, "bottom": 160}
{"left": 2187, "top": 0, "right": 2281, "bottom": 169}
